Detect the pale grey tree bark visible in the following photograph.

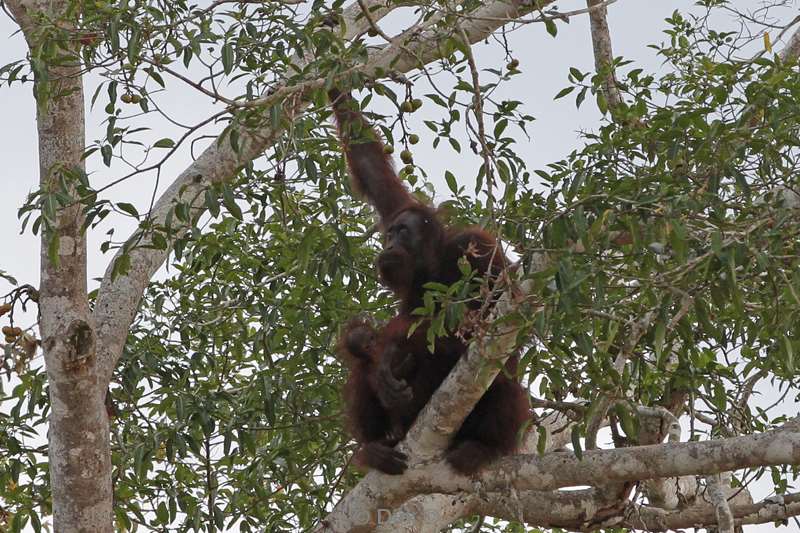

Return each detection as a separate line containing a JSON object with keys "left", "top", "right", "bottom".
{"left": 5, "top": 0, "right": 111, "bottom": 529}
{"left": 6, "top": 0, "right": 800, "bottom": 530}
{"left": 586, "top": 0, "right": 622, "bottom": 110}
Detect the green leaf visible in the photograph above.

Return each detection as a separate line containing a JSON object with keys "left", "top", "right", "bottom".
{"left": 0, "top": 269, "right": 18, "bottom": 285}
{"left": 444, "top": 171, "right": 458, "bottom": 194}
{"left": 653, "top": 319, "right": 666, "bottom": 367}
{"left": 112, "top": 252, "right": 131, "bottom": 279}
{"left": 222, "top": 184, "right": 243, "bottom": 220}
{"left": 127, "top": 28, "right": 141, "bottom": 64}
{"left": 554, "top": 86, "right": 575, "bottom": 100}
{"left": 596, "top": 91, "right": 608, "bottom": 114}
{"left": 615, "top": 403, "right": 638, "bottom": 441}
{"left": 569, "top": 67, "right": 585, "bottom": 82}
{"left": 156, "top": 502, "right": 169, "bottom": 523}
{"left": 713, "top": 382, "right": 727, "bottom": 411}
{"left": 213, "top": 506, "right": 225, "bottom": 528}
{"left": 101, "top": 144, "right": 112, "bottom": 166}
{"left": 544, "top": 18, "right": 558, "bottom": 37}
{"left": 576, "top": 87, "right": 587, "bottom": 108}
{"left": 151, "top": 231, "right": 167, "bottom": 250}
{"left": 536, "top": 426, "right": 548, "bottom": 456}
{"left": 782, "top": 335, "right": 794, "bottom": 374}
{"left": 222, "top": 43, "right": 234, "bottom": 74}
{"left": 205, "top": 188, "right": 220, "bottom": 218}
{"left": 153, "top": 138, "right": 175, "bottom": 149}
{"left": 117, "top": 202, "right": 139, "bottom": 218}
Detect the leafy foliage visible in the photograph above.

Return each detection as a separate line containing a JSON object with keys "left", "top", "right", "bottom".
{"left": 1, "top": 2, "right": 800, "bottom": 532}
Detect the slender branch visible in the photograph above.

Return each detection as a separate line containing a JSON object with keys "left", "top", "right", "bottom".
{"left": 586, "top": 0, "right": 622, "bottom": 110}
{"left": 457, "top": 24, "right": 494, "bottom": 208}
{"left": 318, "top": 422, "right": 800, "bottom": 517}
{"left": 450, "top": 424, "right": 800, "bottom": 494}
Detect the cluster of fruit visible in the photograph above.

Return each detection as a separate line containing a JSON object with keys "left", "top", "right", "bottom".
{"left": 0, "top": 303, "right": 20, "bottom": 343}
{"left": 2, "top": 326, "right": 22, "bottom": 344}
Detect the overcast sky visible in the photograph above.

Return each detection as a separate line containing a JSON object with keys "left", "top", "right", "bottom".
{"left": 1, "top": 1, "right": 798, "bottom": 531}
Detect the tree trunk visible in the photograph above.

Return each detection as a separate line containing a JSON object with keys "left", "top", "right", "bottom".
{"left": 6, "top": 0, "right": 113, "bottom": 527}
{"left": 36, "top": 61, "right": 112, "bottom": 532}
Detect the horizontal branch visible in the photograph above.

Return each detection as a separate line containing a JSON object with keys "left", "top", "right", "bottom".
{"left": 442, "top": 424, "right": 800, "bottom": 494}
{"left": 625, "top": 493, "right": 800, "bottom": 531}
{"left": 320, "top": 423, "right": 800, "bottom": 530}
{"left": 480, "top": 490, "right": 800, "bottom": 532}
{"left": 376, "top": 407, "right": 583, "bottom": 532}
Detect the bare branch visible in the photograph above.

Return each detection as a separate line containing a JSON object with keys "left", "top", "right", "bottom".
{"left": 586, "top": 0, "right": 622, "bottom": 110}
{"left": 457, "top": 24, "right": 494, "bottom": 207}
{"left": 356, "top": 425, "right": 800, "bottom": 530}
{"left": 449, "top": 424, "right": 800, "bottom": 494}
{"left": 482, "top": 490, "right": 800, "bottom": 531}
{"left": 619, "top": 492, "right": 800, "bottom": 532}
{"left": 375, "top": 407, "right": 583, "bottom": 532}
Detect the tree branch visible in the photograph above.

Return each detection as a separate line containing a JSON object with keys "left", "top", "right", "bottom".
{"left": 481, "top": 490, "right": 800, "bottom": 532}
{"left": 375, "top": 400, "right": 579, "bottom": 531}
{"left": 616, "top": 492, "right": 800, "bottom": 532}
{"left": 374, "top": 494, "right": 477, "bottom": 533}
{"left": 428, "top": 424, "right": 800, "bottom": 494}
{"left": 586, "top": 0, "right": 622, "bottom": 110}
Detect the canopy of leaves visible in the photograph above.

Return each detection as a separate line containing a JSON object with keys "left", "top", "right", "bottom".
{"left": 1, "top": 2, "right": 799, "bottom": 531}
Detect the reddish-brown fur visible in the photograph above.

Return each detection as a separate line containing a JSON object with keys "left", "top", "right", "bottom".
{"left": 330, "top": 90, "right": 530, "bottom": 475}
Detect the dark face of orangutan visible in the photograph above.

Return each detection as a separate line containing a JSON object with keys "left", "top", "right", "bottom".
{"left": 377, "top": 209, "right": 432, "bottom": 292}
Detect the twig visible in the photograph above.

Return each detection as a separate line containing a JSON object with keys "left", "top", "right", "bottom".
{"left": 457, "top": 24, "right": 494, "bottom": 208}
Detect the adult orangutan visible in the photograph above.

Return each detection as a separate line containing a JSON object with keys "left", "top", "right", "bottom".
{"left": 330, "top": 89, "right": 529, "bottom": 475}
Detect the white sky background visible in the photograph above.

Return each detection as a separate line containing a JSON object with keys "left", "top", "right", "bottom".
{"left": 0, "top": 0, "right": 799, "bottom": 531}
